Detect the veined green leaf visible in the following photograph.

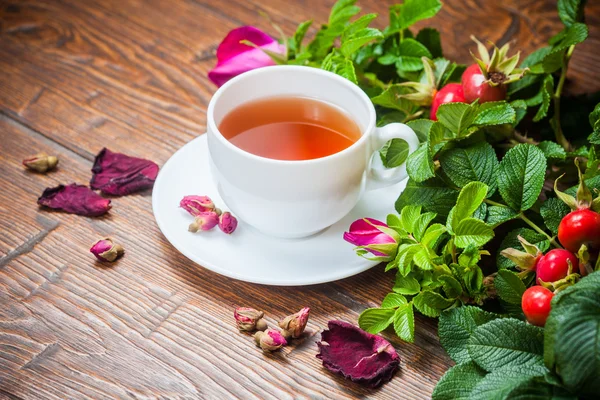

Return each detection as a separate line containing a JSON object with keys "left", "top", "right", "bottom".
{"left": 395, "top": 38, "right": 432, "bottom": 72}
{"left": 396, "top": 178, "right": 458, "bottom": 219}
{"left": 393, "top": 302, "right": 415, "bottom": 342}
{"left": 540, "top": 198, "right": 570, "bottom": 235}
{"left": 495, "top": 270, "right": 526, "bottom": 305}
{"left": 432, "top": 361, "right": 486, "bottom": 400}
{"left": 437, "top": 103, "right": 478, "bottom": 137}
{"left": 406, "top": 142, "right": 435, "bottom": 183}
{"left": 486, "top": 205, "right": 519, "bottom": 227}
{"left": 440, "top": 142, "right": 499, "bottom": 196}
{"left": 407, "top": 119, "right": 433, "bottom": 142}
{"left": 358, "top": 308, "right": 394, "bottom": 334}
{"left": 380, "top": 138, "right": 410, "bottom": 168}
{"left": 533, "top": 75, "right": 554, "bottom": 122}
{"left": 393, "top": 274, "right": 421, "bottom": 295}
{"left": 558, "top": 0, "right": 585, "bottom": 27}
{"left": 381, "top": 292, "right": 408, "bottom": 308}
{"left": 497, "top": 144, "right": 547, "bottom": 211}
{"left": 413, "top": 291, "right": 441, "bottom": 317}
{"left": 473, "top": 101, "right": 516, "bottom": 126}
{"left": 439, "top": 275, "right": 462, "bottom": 299}
{"left": 454, "top": 218, "right": 494, "bottom": 248}
{"left": 538, "top": 141, "right": 567, "bottom": 160}
{"left": 416, "top": 27, "right": 442, "bottom": 58}
{"left": 340, "top": 28, "right": 383, "bottom": 58}
{"left": 388, "top": 0, "right": 442, "bottom": 33}
{"left": 449, "top": 182, "right": 489, "bottom": 231}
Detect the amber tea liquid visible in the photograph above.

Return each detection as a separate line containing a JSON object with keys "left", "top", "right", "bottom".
{"left": 218, "top": 96, "right": 361, "bottom": 161}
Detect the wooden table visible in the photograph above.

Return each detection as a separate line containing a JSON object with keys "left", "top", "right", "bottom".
{"left": 1, "top": 0, "right": 598, "bottom": 398}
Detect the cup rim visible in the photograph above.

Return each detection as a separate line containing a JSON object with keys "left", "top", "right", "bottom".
{"left": 206, "top": 65, "right": 376, "bottom": 165}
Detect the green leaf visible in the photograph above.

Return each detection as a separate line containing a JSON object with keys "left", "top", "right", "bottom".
{"left": 329, "top": 0, "right": 360, "bottom": 26}
{"left": 495, "top": 270, "right": 526, "bottom": 305}
{"left": 432, "top": 361, "right": 486, "bottom": 400}
{"left": 416, "top": 27, "right": 442, "bottom": 58}
{"left": 413, "top": 212, "right": 436, "bottom": 241}
{"left": 413, "top": 247, "right": 436, "bottom": 270}
{"left": 400, "top": 205, "right": 422, "bottom": 233}
{"left": 436, "top": 103, "right": 478, "bottom": 137}
{"left": 421, "top": 223, "right": 447, "bottom": 248}
{"left": 439, "top": 306, "right": 501, "bottom": 364}
{"left": 413, "top": 291, "right": 441, "bottom": 317}
{"left": 371, "top": 84, "right": 420, "bottom": 114}
{"left": 440, "top": 142, "right": 499, "bottom": 196}
{"left": 396, "top": 178, "right": 459, "bottom": 219}
{"left": 340, "top": 28, "right": 383, "bottom": 58}
{"left": 291, "top": 20, "right": 313, "bottom": 55}
{"left": 469, "top": 372, "right": 545, "bottom": 400}
{"left": 439, "top": 275, "right": 462, "bottom": 299}
{"left": 511, "top": 99, "right": 528, "bottom": 125}
{"left": 551, "top": 22, "right": 589, "bottom": 53}
{"left": 393, "top": 274, "right": 420, "bottom": 295}
{"left": 419, "top": 290, "right": 455, "bottom": 309}
{"left": 497, "top": 144, "right": 547, "bottom": 211}
{"left": 504, "top": 378, "right": 578, "bottom": 400}
{"left": 449, "top": 182, "right": 488, "bottom": 231}
{"left": 407, "top": 119, "right": 433, "bottom": 142}
{"left": 486, "top": 205, "right": 519, "bottom": 227}
{"left": 381, "top": 293, "right": 408, "bottom": 308}
{"left": 540, "top": 198, "right": 570, "bottom": 235}
{"left": 558, "top": 0, "right": 584, "bottom": 27}
{"left": 321, "top": 52, "right": 358, "bottom": 84}
{"left": 406, "top": 143, "right": 435, "bottom": 182}
{"left": 342, "top": 13, "right": 377, "bottom": 39}
{"left": 468, "top": 318, "right": 545, "bottom": 372}
{"left": 533, "top": 75, "right": 554, "bottom": 122}
{"left": 393, "top": 302, "right": 415, "bottom": 342}
{"left": 454, "top": 218, "right": 494, "bottom": 248}
{"left": 473, "top": 101, "right": 516, "bottom": 126}
{"left": 537, "top": 141, "right": 567, "bottom": 160}
{"left": 544, "top": 272, "right": 600, "bottom": 396}
{"left": 380, "top": 138, "right": 410, "bottom": 168}
{"left": 358, "top": 308, "right": 394, "bottom": 334}
{"left": 395, "top": 39, "right": 432, "bottom": 72}
{"left": 497, "top": 228, "right": 549, "bottom": 269}
{"left": 394, "top": 243, "right": 421, "bottom": 276}
{"left": 388, "top": 0, "right": 442, "bottom": 33}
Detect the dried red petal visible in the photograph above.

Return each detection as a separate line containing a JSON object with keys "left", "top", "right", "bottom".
{"left": 38, "top": 184, "right": 111, "bottom": 217}
{"left": 316, "top": 320, "right": 400, "bottom": 388}
{"left": 90, "top": 148, "right": 159, "bottom": 196}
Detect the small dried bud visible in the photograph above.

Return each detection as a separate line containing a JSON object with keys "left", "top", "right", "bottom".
{"left": 218, "top": 212, "right": 238, "bottom": 234}
{"left": 188, "top": 211, "right": 219, "bottom": 232}
{"left": 214, "top": 207, "right": 223, "bottom": 216}
{"left": 180, "top": 195, "right": 216, "bottom": 216}
{"left": 90, "top": 238, "right": 124, "bottom": 262}
{"left": 234, "top": 307, "right": 267, "bottom": 332}
{"left": 279, "top": 307, "right": 310, "bottom": 339}
{"left": 23, "top": 153, "right": 59, "bottom": 173}
{"left": 254, "top": 329, "right": 287, "bottom": 352}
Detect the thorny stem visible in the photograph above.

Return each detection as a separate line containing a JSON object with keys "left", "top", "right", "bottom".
{"left": 553, "top": 45, "right": 575, "bottom": 151}
{"left": 519, "top": 212, "right": 563, "bottom": 249}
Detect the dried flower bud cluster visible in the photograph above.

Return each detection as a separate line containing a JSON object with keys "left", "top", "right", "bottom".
{"left": 234, "top": 306, "right": 310, "bottom": 353}
{"left": 234, "top": 307, "right": 267, "bottom": 332}
{"left": 23, "top": 153, "right": 59, "bottom": 173}
{"left": 180, "top": 195, "right": 238, "bottom": 234}
{"left": 90, "top": 238, "right": 124, "bottom": 262}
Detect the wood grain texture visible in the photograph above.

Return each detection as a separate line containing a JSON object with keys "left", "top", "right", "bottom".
{"left": 0, "top": 0, "right": 598, "bottom": 398}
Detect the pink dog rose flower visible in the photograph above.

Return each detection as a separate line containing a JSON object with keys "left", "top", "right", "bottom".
{"left": 343, "top": 218, "right": 399, "bottom": 261}
{"left": 208, "top": 26, "right": 286, "bottom": 87}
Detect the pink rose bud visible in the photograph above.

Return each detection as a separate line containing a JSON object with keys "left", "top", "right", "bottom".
{"left": 208, "top": 26, "right": 286, "bottom": 87}
{"left": 90, "top": 238, "right": 124, "bottom": 262}
{"left": 180, "top": 195, "right": 216, "bottom": 216}
{"left": 188, "top": 211, "right": 219, "bottom": 232}
{"left": 234, "top": 307, "right": 267, "bottom": 332}
{"left": 343, "top": 218, "right": 400, "bottom": 261}
{"left": 254, "top": 328, "right": 287, "bottom": 352}
{"left": 279, "top": 307, "right": 310, "bottom": 339}
{"left": 218, "top": 212, "right": 238, "bottom": 234}
{"left": 23, "top": 153, "right": 59, "bottom": 173}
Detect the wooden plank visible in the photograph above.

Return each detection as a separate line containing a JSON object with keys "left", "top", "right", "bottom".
{"left": 0, "top": 116, "right": 450, "bottom": 398}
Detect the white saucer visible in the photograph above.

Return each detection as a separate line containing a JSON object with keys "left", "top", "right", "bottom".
{"left": 152, "top": 134, "right": 407, "bottom": 286}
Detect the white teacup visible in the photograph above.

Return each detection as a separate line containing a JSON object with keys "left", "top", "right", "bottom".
{"left": 207, "top": 65, "right": 419, "bottom": 238}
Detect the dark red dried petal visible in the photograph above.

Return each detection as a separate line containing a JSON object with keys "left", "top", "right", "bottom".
{"left": 316, "top": 320, "right": 400, "bottom": 388}
{"left": 90, "top": 148, "right": 159, "bottom": 196}
{"left": 38, "top": 184, "right": 111, "bottom": 217}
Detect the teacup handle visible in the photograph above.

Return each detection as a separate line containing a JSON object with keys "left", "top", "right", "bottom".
{"left": 366, "top": 123, "right": 420, "bottom": 191}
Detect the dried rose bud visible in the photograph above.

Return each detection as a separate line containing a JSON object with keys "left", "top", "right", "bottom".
{"left": 234, "top": 307, "right": 267, "bottom": 332}
{"left": 279, "top": 307, "right": 310, "bottom": 339}
{"left": 188, "top": 211, "right": 219, "bottom": 232}
{"left": 218, "top": 212, "right": 238, "bottom": 234}
{"left": 180, "top": 195, "right": 215, "bottom": 216}
{"left": 254, "top": 329, "right": 287, "bottom": 352}
{"left": 90, "top": 238, "right": 124, "bottom": 262}
{"left": 23, "top": 153, "right": 59, "bottom": 173}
